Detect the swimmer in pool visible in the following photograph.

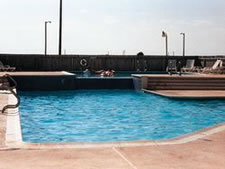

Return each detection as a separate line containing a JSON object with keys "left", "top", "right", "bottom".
{"left": 96, "top": 69, "right": 115, "bottom": 77}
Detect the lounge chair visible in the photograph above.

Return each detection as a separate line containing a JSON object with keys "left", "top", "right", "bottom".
{"left": 202, "top": 59, "right": 224, "bottom": 74}
{"left": 181, "top": 59, "right": 195, "bottom": 72}
{"left": 166, "top": 59, "right": 177, "bottom": 75}
{"left": 212, "top": 59, "right": 223, "bottom": 69}
{"left": 0, "top": 61, "right": 16, "bottom": 71}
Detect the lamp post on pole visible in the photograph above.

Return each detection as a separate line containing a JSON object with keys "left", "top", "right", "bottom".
{"left": 45, "top": 21, "right": 51, "bottom": 55}
{"left": 180, "top": 33, "right": 185, "bottom": 56}
{"left": 162, "top": 31, "right": 168, "bottom": 56}
{"left": 58, "top": 0, "right": 63, "bottom": 55}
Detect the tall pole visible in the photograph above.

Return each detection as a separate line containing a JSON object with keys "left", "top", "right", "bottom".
{"left": 59, "top": 0, "right": 62, "bottom": 55}
{"left": 165, "top": 35, "right": 168, "bottom": 56}
{"left": 45, "top": 21, "right": 51, "bottom": 55}
{"left": 162, "top": 31, "right": 168, "bottom": 56}
{"left": 180, "top": 33, "right": 185, "bottom": 56}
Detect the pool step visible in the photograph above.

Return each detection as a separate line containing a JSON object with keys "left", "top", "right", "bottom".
{"left": 147, "top": 76, "right": 225, "bottom": 90}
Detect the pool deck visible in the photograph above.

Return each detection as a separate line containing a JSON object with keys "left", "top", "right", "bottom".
{"left": 0, "top": 122, "right": 225, "bottom": 169}
{"left": 1, "top": 89, "right": 225, "bottom": 168}
{"left": 0, "top": 73, "right": 225, "bottom": 168}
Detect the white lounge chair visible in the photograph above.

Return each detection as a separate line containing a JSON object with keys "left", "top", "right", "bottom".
{"left": 202, "top": 59, "right": 224, "bottom": 73}
{"left": 0, "top": 61, "right": 16, "bottom": 71}
{"left": 182, "top": 59, "right": 195, "bottom": 72}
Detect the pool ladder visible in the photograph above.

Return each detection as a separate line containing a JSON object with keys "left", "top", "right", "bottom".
{"left": 0, "top": 74, "right": 20, "bottom": 114}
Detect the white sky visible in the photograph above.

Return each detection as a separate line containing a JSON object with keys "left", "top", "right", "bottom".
{"left": 0, "top": 0, "right": 225, "bottom": 55}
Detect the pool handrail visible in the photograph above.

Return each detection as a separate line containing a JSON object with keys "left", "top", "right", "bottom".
{"left": 0, "top": 74, "right": 20, "bottom": 114}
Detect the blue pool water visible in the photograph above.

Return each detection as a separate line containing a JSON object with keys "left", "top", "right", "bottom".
{"left": 19, "top": 90, "right": 225, "bottom": 143}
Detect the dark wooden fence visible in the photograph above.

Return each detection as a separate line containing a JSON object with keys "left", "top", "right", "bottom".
{"left": 0, "top": 54, "right": 223, "bottom": 71}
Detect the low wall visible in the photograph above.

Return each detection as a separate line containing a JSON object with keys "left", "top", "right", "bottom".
{"left": 12, "top": 75, "right": 134, "bottom": 91}
{"left": 75, "top": 78, "right": 134, "bottom": 89}
{"left": 0, "top": 54, "right": 199, "bottom": 72}
{"left": 12, "top": 75, "right": 76, "bottom": 91}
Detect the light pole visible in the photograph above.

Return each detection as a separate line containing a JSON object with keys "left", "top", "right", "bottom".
{"left": 162, "top": 31, "right": 168, "bottom": 56}
{"left": 180, "top": 33, "right": 185, "bottom": 56}
{"left": 45, "top": 21, "right": 51, "bottom": 55}
{"left": 59, "top": 0, "right": 63, "bottom": 55}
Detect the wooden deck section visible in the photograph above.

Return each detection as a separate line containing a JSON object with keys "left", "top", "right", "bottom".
{"left": 144, "top": 89, "right": 225, "bottom": 99}
{"left": 135, "top": 73, "right": 225, "bottom": 99}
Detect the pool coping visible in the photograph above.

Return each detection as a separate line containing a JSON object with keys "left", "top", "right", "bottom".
{"left": 3, "top": 89, "right": 225, "bottom": 149}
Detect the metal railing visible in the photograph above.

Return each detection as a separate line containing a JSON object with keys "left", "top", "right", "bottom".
{"left": 0, "top": 74, "right": 20, "bottom": 114}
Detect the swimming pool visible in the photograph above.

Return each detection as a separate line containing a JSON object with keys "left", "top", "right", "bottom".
{"left": 19, "top": 90, "right": 225, "bottom": 143}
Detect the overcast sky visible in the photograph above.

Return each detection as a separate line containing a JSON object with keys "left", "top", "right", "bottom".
{"left": 0, "top": 0, "right": 225, "bottom": 55}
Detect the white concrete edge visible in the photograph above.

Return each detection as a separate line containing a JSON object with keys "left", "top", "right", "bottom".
{"left": 61, "top": 71, "right": 75, "bottom": 75}
{"left": 5, "top": 111, "right": 23, "bottom": 146}
{"left": 5, "top": 91, "right": 23, "bottom": 146}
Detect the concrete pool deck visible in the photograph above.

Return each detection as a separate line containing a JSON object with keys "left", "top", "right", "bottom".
{"left": 0, "top": 92, "right": 225, "bottom": 168}
{"left": 0, "top": 73, "right": 225, "bottom": 168}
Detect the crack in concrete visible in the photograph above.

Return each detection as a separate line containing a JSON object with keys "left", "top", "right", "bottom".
{"left": 112, "top": 147, "right": 138, "bottom": 169}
